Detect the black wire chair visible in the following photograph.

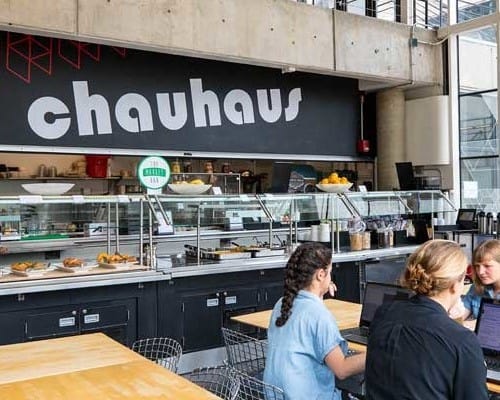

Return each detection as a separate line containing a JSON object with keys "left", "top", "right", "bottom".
{"left": 183, "top": 366, "right": 240, "bottom": 400}
{"left": 221, "top": 327, "right": 267, "bottom": 379}
{"left": 131, "top": 337, "right": 182, "bottom": 373}
{"left": 232, "top": 368, "right": 284, "bottom": 400}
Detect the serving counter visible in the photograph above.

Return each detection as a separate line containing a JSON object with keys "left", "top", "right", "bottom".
{"left": 0, "top": 191, "right": 451, "bottom": 350}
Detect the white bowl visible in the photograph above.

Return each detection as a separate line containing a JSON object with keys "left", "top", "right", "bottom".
{"left": 22, "top": 183, "right": 75, "bottom": 195}
{"left": 167, "top": 183, "right": 212, "bottom": 195}
{"left": 316, "top": 183, "right": 353, "bottom": 193}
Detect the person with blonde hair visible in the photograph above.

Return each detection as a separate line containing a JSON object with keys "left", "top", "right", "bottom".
{"left": 462, "top": 238, "right": 500, "bottom": 319}
{"left": 263, "top": 242, "right": 365, "bottom": 400}
{"left": 365, "top": 239, "right": 488, "bottom": 400}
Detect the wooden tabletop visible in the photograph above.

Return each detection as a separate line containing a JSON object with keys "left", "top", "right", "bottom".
{"left": 0, "top": 333, "right": 221, "bottom": 399}
{"left": 231, "top": 298, "right": 362, "bottom": 331}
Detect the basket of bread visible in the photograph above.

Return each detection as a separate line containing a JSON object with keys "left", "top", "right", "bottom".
{"left": 10, "top": 261, "right": 49, "bottom": 276}
{"left": 97, "top": 252, "right": 137, "bottom": 269}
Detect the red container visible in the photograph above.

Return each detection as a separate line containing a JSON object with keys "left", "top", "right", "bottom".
{"left": 86, "top": 155, "right": 110, "bottom": 178}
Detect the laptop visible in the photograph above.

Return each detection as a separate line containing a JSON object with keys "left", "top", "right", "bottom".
{"left": 456, "top": 208, "right": 476, "bottom": 230}
{"left": 475, "top": 297, "right": 500, "bottom": 383}
{"left": 340, "top": 282, "right": 413, "bottom": 345}
{"left": 395, "top": 162, "right": 417, "bottom": 190}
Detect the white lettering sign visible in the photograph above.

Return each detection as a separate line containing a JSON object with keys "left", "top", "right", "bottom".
{"left": 28, "top": 80, "right": 302, "bottom": 139}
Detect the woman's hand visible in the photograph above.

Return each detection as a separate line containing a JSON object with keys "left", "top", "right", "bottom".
{"left": 328, "top": 282, "right": 337, "bottom": 297}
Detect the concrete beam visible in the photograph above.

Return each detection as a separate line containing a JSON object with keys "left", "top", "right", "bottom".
{"left": 0, "top": 0, "right": 442, "bottom": 87}
{"left": 0, "top": 0, "right": 76, "bottom": 34}
{"left": 334, "top": 12, "right": 442, "bottom": 85}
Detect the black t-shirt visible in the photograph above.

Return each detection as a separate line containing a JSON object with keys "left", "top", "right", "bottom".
{"left": 365, "top": 295, "right": 489, "bottom": 400}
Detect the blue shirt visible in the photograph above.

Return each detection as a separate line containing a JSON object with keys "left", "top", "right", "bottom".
{"left": 462, "top": 285, "right": 496, "bottom": 319}
{"left": 263, "top": 290, "right": 347, "bottom": 400}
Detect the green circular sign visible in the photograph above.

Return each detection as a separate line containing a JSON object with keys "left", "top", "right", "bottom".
{"left": 137, "top": 156, "right": 171, "bottom": 190}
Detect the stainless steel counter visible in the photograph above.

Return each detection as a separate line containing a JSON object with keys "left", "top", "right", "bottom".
{"left": 164, "top": 245, "right": 419, "bottom": 278}
{"left": 0, "top": 245, "right": 419, "bottom": 295}
{"left": 0, "top": 270, "right": 169, "bottom": 296}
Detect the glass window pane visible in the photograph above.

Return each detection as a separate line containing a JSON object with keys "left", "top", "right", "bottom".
{"left": 461, "top": 158, "right": 500, "bottom": 212}
{"left": 459, "top": 28, "right": 497, "bottom": 93}
{"left": 458, "top": 0, "right": 496, "bottom": 23}
{"left": 459, "top": 91, "right": 498, "bottom": 157}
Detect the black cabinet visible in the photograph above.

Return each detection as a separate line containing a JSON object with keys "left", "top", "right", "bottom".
{"left": 179, "top": 287, "right": 260, "bottom": 352}
{"left": 0, "top": 282, "right": 156, "bottom": 346}
{"left": 333, "top": 262, "right": 361, "bottom": 303}
{"left": 159, "top": 269, "right": 284, "bottom": 353}
{"left": 181, "top": 290, "right": 224, "bottom": 351}
{"left": 26, "top": 306, "right": 80, "bottom": 340}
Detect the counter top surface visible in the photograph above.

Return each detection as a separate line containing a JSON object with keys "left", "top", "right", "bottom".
{"left": 0, "top": 245, "right": 419, "bottom": 295}
{"left": 0, "top": 333, "right": 221, "bottom": 400}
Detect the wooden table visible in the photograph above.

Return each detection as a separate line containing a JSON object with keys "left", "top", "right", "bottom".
{"left": 232, "top": 299, "right": 500, "bottom": 394}
{"left": 232, "top": 299, "right": 362, "bottom": 331}
{"left": 0, "top": 333, "right": 221, "bottom": 399}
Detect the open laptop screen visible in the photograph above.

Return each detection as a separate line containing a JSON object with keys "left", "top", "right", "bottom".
{"left": 456, "top": 208, "right": 476, "bottom": 230}
{"left": 475, "top": 298, "right": 500, "bottom": 354}
{"left": 359, "top": 283, "right": 413, "bottom": 327}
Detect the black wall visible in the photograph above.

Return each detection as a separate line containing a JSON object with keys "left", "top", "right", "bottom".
{"left": 0, "top": 32, "right": 360, "bottom": 157}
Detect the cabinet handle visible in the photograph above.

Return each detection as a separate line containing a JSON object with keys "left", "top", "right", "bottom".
{"left": 24, "top": 321, "right": 27, "bottom": 335}
{"left": 82, "top": 309, "right": 87, "bottom": 314}
{"left": 127, "top": 310, "right": 130, "bottom": 322}
{"left": 265, "top": 291, "right": 268, "bottom": 302}
{"left": 257, "top": 292, "right": 261, "bottom": 303}
{"left": 72, "top": 310, "right": 77, "bottom": 316}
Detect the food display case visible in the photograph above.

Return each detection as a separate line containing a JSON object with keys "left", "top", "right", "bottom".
{"left": 0, "top": 194, "right": 153, "bottom": 284}
{"left": 0, "top": 190, "right": 457, "bottom": 281}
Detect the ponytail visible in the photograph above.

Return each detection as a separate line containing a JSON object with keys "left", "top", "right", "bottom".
{"left": 275, "top": 242, "right": 331, "bottom": 327}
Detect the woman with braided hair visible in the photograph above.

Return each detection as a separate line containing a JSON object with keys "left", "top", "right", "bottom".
{"left": 365, "top": 239, "right": 488, "bottom": 400}
{"left": 263, "top": 242, "right": 365, "bottom": 400}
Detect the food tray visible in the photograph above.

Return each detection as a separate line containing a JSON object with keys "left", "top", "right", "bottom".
{"left": 185, "top": 249, "right": 252, "bottom": 261}
{"left": 97, "top": 262, "right": 136, "bottom": 269}
{"left": 54, "top": 263, "right": 98, "bottom": 273}
{"left": 250, "top": 248, "right": 285, "bottom": 258}
{"left": 10, "top": 267, "right": 53, "bottom": 277}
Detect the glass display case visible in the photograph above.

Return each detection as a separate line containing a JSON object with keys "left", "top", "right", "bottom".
{"left": 0, "top": 190, "right": 457, "bottom": 271}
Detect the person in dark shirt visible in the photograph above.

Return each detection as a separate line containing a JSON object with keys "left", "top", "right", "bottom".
{"left": 365, "top": 239, "right": 489, "bottom": 400}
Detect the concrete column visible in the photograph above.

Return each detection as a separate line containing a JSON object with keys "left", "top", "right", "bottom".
{"left": 376, "top": 88, "right": 405, "bottom": 190}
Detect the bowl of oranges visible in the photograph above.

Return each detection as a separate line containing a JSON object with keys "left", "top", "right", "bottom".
{"left": 316, "top": 172, "right": 353, "bottom": 193}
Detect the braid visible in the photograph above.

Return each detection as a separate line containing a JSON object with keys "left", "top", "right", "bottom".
{"left": 275, "top": 242, "right": 332, "bottom": 327}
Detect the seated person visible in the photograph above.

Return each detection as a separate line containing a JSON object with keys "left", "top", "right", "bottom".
{"left": 462, "top": 239, "right": 500, "bottom": 319}
{"left": 365, "top": 239, "right": 488, "bottom": 400}
{"left": 263, "top": 242, "right": 365, "bottom": 400}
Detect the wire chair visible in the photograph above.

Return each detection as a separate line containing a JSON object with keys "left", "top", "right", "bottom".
{"left": 232, "top": 368, "right": 284, "bottom": 400}
{"left": 131, "top": 337, "right": 182, "bottom": 373}
{"left": 221, "top": 327, "right": 267, "bottom": 379}
{"left": 183, "top": 366, "right": 240, "bottom": 400}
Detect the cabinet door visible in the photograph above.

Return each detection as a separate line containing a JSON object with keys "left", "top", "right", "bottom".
{"left": 79, "top": 299, "right": 137, "bottom": 346}
{"left": 0, "top": 311, "right": 29, "bottom": 344}
{"left": 333, "top": 262, "right": 361, "bottom": 303}
{"left": 222, "top": 287, "right": 260, "bottom": 336}
{"left": 25, "top": 306, "right": 79, "bottom": 341}
{"left": 261, "top": 283, "right": 283, "bottom": 309}
{"left": 181, "top": 292, "right": 222, "bottom": 352}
